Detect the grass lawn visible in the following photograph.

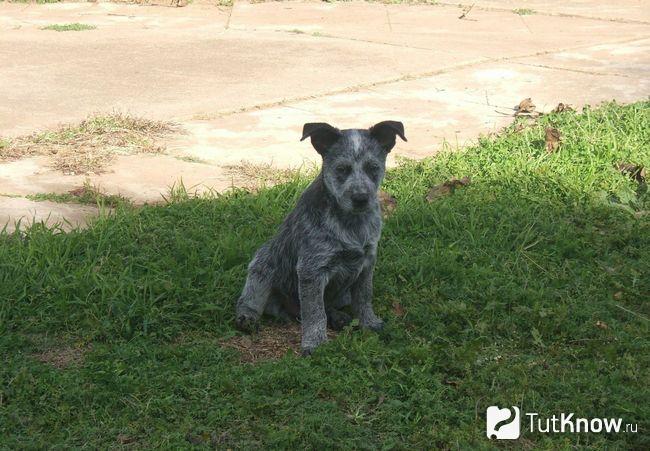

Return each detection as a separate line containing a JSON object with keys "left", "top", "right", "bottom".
{"left": 1, "top": 102, "right": 648, "bottom": 448}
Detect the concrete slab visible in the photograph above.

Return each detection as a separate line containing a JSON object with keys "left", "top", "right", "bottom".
{"left": 1, "top": 2, "right": 459, "bottom": 136}
{"left": 0, "top": 154, "right": 235, "bottom": 204}
{"left": 443, "top": 0, "right": 650, "bottom": 24}
{"left": 0, "top": 196, "right": 100, "bottom": 233}
{"left": 229, "top": 1, "right": 650, "bottom": 59}
{"left": 516, "top": 37, "right": 650, "bottom": 77}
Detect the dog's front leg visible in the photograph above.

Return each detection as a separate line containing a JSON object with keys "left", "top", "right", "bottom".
{"left": 298, "top": 275, "right": 328, "bottom": 355}
{"left": 351, "top": 265, "right": 384, "bottom": 331}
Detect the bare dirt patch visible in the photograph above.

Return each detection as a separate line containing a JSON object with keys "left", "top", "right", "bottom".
{"left": 220, "top": 322, "right": 337, "bottom": 363}
{"left": 34, "top": 344, "right": 91, "bottom": 369}
{"left": 1, "top": 113, "right": 176, "bottom": 174}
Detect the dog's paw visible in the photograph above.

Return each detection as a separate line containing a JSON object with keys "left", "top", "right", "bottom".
{"left": 327, "top": 309, "right": 352, "bottom": 331}
{"left": 234, "top": 307, "right": 260, "bottom": 333}
{"left": 362, "top": 317, "right": 385, "bottom": 332}
{"left": 300, "top": 331, "right": 328, "bottom": 356}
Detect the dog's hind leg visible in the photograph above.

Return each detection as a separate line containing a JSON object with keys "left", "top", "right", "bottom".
{"left": 235, "top": 248, "right": 273, "bottom": 332}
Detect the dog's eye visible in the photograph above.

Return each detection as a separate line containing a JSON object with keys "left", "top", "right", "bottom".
{"left": 365, "top": 163, "right": 380, "bottom": 175}
{"left": 335, "top": 165, "right": 351, "bottom": 176}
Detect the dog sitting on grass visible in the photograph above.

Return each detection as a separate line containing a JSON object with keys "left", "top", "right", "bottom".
{"left": 235, "top": 121, "right": 406, "bottom": 355}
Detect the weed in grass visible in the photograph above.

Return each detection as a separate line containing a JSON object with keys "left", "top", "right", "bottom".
{"left": 26, "top": 183, "right": 131, "bottom": 209}
{"left": 0, "top": 113, "right": 176, "bottom": 173}
{"left": 41, "top": 23, "right": 97, "bottom": 32}
{"left": 0, "top": 102, "right": 648, "bottom": 449}
{"left": 175, "top": 155, "right": 208, "bottom": 164}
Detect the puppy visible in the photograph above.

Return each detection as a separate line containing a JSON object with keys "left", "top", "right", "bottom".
{"left": 235, "top": 121, "right": 406, "bottom": 354}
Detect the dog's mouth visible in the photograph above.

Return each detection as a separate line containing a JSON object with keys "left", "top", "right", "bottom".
{"left": 350, "top": 199, "right": 372, "bottom": 213}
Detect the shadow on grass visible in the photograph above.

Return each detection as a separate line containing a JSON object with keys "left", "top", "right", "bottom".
{"left": 0, "top": 102, "right": 648, "bottom": 449}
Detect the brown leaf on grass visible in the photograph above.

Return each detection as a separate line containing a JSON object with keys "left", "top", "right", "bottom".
{"left": 515, "top": 98, "right": 536, "bottom": 116}
{"left": 595, "top": 320, "right": 609, "bottom": 330}
{"left": 186, "top": 432, "right": 208, "bottom": 446}
{"left": 444, "top": 379, "right": 460, "bottom": 387}
{"left": 426, "top": 183, "right": 452, "bottom": 201}
{"left": 425, "top": 176, "right": 471, "bottom": 202}
{"left": 616, "top": 163, "right": 646, "bottom": 184}
{"left": 116, "top": 434, "right": 137, "bottom": 445}
{"left": 552, "top": 102, "right": 575, "bottom": 113}
{"left": 378, "top": 190, "right": 397, "bottom": 218}
{"left": 511, "top": 121, "right": 527, "bottom": 133}
{"left": 545, "top": 127, "right": 561, "bottom": 152}
{"left": 392, "top": 301, "right": 405, "bottom": 317}
{"left": 613, "top": 291, "right": 623, "bottom": 301}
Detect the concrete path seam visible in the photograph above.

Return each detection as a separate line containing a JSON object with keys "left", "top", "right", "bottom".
{"left": 435, "top": 1, "right": 650, "bottom": 25}
{"left": 512, "top": 62, "right": 634, "bottom": 79}
{"left": 190, "top": 34, "right": 650, "bottom": 121}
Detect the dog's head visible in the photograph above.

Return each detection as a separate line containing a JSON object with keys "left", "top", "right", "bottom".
{"left": 301, "top": 121, "right": 406, "bottom": 214}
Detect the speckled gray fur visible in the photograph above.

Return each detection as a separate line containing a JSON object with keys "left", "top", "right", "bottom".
{"left": 235, "top": 121, "right": 406, "bottom": 355}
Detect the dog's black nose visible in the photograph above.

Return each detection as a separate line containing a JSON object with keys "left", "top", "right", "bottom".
{"left": 351, "top": 193, "right": 369, "bottom": 208}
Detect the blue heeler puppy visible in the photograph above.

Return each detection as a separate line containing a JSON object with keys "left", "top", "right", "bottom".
{"left": 235, "top": 121, "right": 406, "bottom": 355}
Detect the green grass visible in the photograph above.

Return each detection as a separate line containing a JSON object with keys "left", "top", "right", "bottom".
{"left": 40, "top": 23, "right": 97, "bottom": 32}
{"left": 513, "top": 8, "right": 535, "bottom": 15}
{"left": 1, "top": 102, "right": 648, "bottom": 448}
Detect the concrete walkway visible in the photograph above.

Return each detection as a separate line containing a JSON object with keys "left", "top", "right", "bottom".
{"left": 1, "top": 0, "right": 649, "bottom": 230}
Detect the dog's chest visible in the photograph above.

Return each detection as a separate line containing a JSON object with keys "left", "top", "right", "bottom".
{"left": 328, "top": 240, "right": 376, "bottom": 289}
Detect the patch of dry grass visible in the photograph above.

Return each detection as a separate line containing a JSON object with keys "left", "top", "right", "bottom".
{"left": 223, "top": 161, "right": 301, "bottom": 190}
{"left": 219, "top": 323, "right": 338, "bottom": 363}
{"left": 0, "top": 113, "right": 176, "bottom": 174}
{"left": 34, "top": 344, "right": 91, "bottom": 369}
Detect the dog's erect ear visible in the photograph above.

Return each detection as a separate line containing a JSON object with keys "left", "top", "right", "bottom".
{"left": 369, "top": 121, "right": 407, "bottom": 153}
{"left": 301, "top": 123, "right": 342, "bottom": 155}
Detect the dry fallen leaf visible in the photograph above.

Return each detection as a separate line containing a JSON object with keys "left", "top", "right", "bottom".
{"left": 515, "top": 97, "right": 536, "bottom": 116}
{"left": 552, "top": 102, "right": 574, "bottom": 113}
{"left": 512, "top": 122, "right": 527, "bottom": 133}
{"left": 117, "top": 434, "right": 137, "bottom": 445}
{"left": 426, "top": 177, "right": 471, "bottom": 202}
{"left": 616, "top": 163, "right": 646, "bottom": 184}
{"left": 613, "top": 291, "right": 623, "bottom": 301}
{"left": 378, "top": 190, "right": 397, "bottom": 218}
{"left": 545, "top": 127, "right": 561, "bottom": 152}
{"left": 595, "top": 320, "right": 609, "bottom": 330}
{"left": 392, "top": 301, "right": 405, "bottom": 317}
{"left": 426, "top": 184, "right": 453, "bottom": 201}
{"left": 449, "top": 176, "right": 472, "bottom": 187}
